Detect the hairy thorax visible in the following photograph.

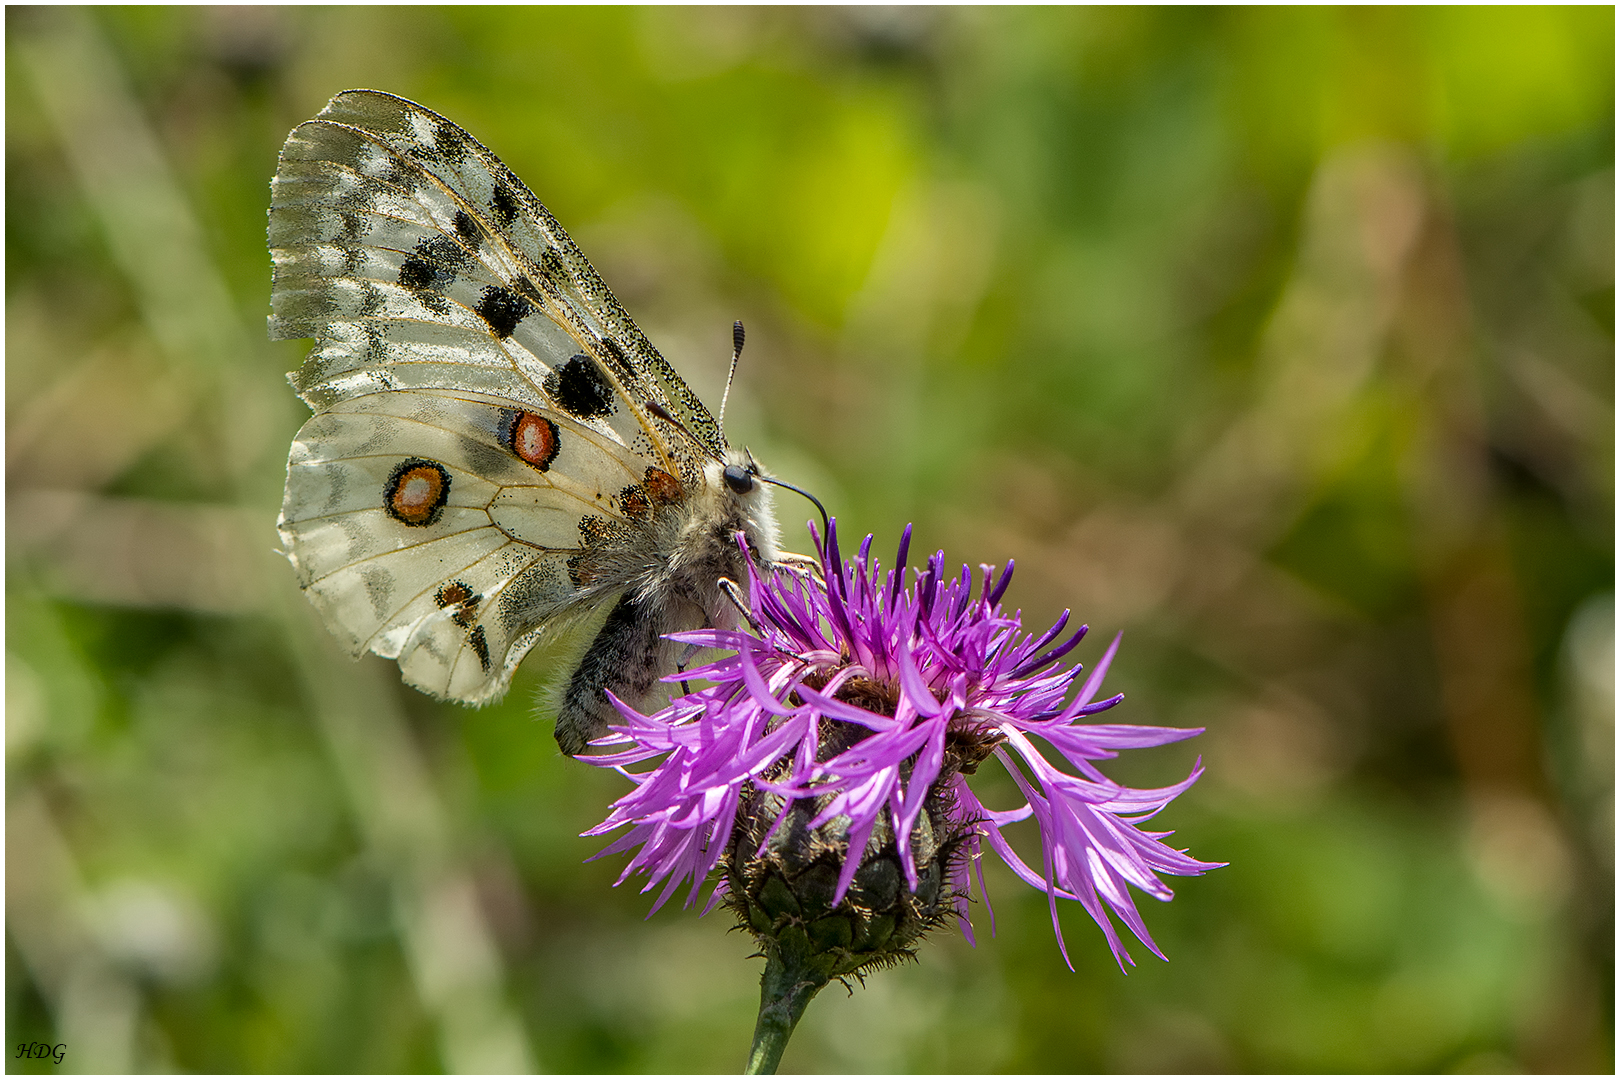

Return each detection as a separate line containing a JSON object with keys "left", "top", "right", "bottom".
{"left": 553, "top": 453, "right": 780, "bottom": 755}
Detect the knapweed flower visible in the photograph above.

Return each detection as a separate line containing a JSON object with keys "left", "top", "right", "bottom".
{"left": 584, "top": 521, "right": 1222, "bottom": 981}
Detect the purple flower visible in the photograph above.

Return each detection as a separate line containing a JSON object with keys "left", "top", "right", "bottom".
{"left": 583, "top": 522, "right": 1222, "bottom": 971}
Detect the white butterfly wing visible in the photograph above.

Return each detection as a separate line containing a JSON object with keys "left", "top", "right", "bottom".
{"left": 282, "top": 391, "right": 651, "bottom": 701}
{"left": 270, "top": 90, "right": 704, "bottom": 704}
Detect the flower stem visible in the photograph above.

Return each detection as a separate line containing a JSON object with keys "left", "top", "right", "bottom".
{"left": 744, "top": 943, "right": 829, "bottom": 1074}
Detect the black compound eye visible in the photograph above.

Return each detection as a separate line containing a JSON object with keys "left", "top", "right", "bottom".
{"left": 723, "top": 464, "right": 755, "bottom": 494}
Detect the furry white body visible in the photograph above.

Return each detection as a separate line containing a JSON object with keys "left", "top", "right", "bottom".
{"left": 550, "top": 454, "right": 780, "bottom": 753}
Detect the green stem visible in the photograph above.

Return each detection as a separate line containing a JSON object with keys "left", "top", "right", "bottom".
{"left": 744, "top": 945, "right": 829, "bottom": 1074}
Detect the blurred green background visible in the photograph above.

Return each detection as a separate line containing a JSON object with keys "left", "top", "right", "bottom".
{"left": 6, "top": 6, "right": 1612, "bottom": 1073}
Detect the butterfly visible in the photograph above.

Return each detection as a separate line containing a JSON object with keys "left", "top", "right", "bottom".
{"left": 270, "top": 89, "right": 800, "bottom": 754}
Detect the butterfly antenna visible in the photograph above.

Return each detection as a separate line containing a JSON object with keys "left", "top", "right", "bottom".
{"left": 718, "top": 320, "right": 744, "bottom": 433}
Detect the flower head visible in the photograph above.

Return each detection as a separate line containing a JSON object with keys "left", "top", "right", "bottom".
{"left": 584, "top": 522, "right": 1223, "bottom": 971}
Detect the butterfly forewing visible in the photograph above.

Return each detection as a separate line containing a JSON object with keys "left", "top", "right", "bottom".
{"left": 272, "top": 90, "right": 722, "bottom": 463}
{"left": 271, "top": 89, "right": 715, "bottom": 705}
{"left": 309, "top": 91, "right": 727, "bottom": 458}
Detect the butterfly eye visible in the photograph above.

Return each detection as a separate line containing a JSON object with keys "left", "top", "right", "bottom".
{"left": 723, "top": 464, "right": 755, "bottom": 495}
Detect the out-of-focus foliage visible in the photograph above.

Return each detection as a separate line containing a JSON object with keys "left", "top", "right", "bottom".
{"left": 7, "top": 6, "right": 1611, "bottom": 1072}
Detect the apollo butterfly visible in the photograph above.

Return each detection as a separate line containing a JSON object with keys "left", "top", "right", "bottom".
{"left": 270, "top": 90, "right": 795, "bottom": 754}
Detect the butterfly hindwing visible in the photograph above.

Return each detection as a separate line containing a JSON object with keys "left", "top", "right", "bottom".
{"left": 270, "top": 90, "right": 709, "bottom": 705}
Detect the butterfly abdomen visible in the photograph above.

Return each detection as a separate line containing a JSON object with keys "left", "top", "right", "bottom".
{"left": 555, "top": 593, "right": 670, "bottom": 756}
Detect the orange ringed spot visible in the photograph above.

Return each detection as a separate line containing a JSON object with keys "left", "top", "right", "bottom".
{"left": 643, "top": 467, "right": 684, "bottom": 505}
{"left": 385, "top": 458, "right": 450, "bottom": 527}
{"left": 619, "top": 484, "right": 651, "bottom": 521}
{"left": 435, "top": 580, "right": 475, "bottom": 608}
{"left": 508, "top": 411, "right": 560, "bottom": 470}
{"left": 435, "top": 580, "right": 480, "bottom": 627}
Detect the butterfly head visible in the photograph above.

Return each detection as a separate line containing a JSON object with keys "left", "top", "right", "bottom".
{"left": 716, "top": 447, "right": 831, "bottom": 543}
{"left": 698, "top": 448, "right": 779, "bottom": 561}
{"left": 711, "top": 448, "right": 770, "bottom": 508}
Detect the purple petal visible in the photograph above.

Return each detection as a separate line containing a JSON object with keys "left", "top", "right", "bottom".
{"left": 986, "top": 559, "right": 1014, "bottom": 608}
{"left": 738, "top": 645, "right": 795, "bottom": 716}
{"left": 1075, "top": 631, "right": 1123, "bottom": 708}
{"left": 1010, "top": 620, "right": 1092, "bottom": 680}
{"left": 896, "top": 645, "right": 944, "bottom": 718}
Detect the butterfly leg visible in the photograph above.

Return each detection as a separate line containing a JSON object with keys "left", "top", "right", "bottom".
{"left": 774, "top": 551, "right": 826, "bottom": 586}
{"left": 718, "top": 575, "right": 819, "bottom": 665}
{"left": 718, "top": 577, "right": 765, "bottom": 637}
{"left": 674, "top": 642, "right": 701, "bottom": 698}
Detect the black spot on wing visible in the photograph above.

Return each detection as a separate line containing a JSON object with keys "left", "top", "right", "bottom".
{"left": 434, "top": 118, "right": 471, "bottom": 162}
{"left": 469, "top": 625, "right": 491, "bottom": 671}
{"left": 380, "top": 155, "right": 418, "bottom": 193}
{"left": 397, "top": 233, "right": 468, "bottom": 294}
{"left": 490, "top": 182, "right": 521, "bottom": 228}
{"left": 452, "top": 209, "right": 482, "bottom": 248}
{"left": 403, "top": 137, "right": 441, "bottom": 166}
{"left": 396, "top": 256, "right": 439, "bottom": 292}
{"left": 577, "top": 514, "right": 616, "bottom": 546}
{"left": 540, "top": 247, "right": 566, "bottom": 281}
{"left": 425, "top": 232, "right": 467, "bottom": 264}
{"left": 544, "top": 354, "right": 615, "bottom": 420}
{"left": 476, "top": 285, "right": 532, "bottom": 339}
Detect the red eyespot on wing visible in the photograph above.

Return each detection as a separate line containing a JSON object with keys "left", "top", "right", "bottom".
{"left": 643, "top": 467, "right": 684, "bottom": 505}
{"left": 434, "top": 580, "right": 481, "bottom": 627}
{"left": 385, "top": 459, "right": 451, "bottom": 526}
{"left": 619, "top": 484, "right": 651, "bottom": 521}
{"left": 509, "top": 411, "right": 560, "bottom": 470}
{"left": 435, "top": 581, "right": 474, "bottom": 607}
